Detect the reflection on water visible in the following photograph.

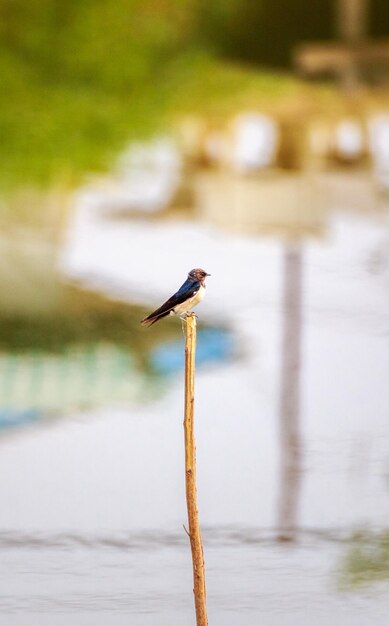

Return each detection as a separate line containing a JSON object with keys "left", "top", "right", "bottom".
{"left": 1, "top": 529, "right": 389, "bottom": 626}
{"left": 277, "top": 242, "right": 303, "bottom": 542}
{"left": 1, "top": 171, "right": 389, "bottom": 623}
{"left": 0, "top": 346, "right": 151, "bottom": 428}
{"left": 0, "top": 252, "right": 231, "bottom": 430}
{"left": 0, "top": 286, "right": 160, "bottom": 430}
{"left": 150, "top": 328, "right": 234, "bottom": 374}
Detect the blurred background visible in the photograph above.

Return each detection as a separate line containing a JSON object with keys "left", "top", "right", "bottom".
{"left": 1, "top": 1, "right": 389, "bottom": 624}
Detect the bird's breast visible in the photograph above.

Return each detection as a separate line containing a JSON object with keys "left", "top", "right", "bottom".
{"left": 193, "top": 285, "right": 206, "bottom": 305}
{"left": 173, "top": 285, "right": 205, "bottom": 314}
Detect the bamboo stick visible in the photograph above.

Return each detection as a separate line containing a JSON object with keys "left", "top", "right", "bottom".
{"left": 184, "top": 313, "right": 208, "bottom": 626}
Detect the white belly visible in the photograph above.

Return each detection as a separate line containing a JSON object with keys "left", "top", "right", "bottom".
{"left": 172, "top": 285, "right": 205, "bottom": 315}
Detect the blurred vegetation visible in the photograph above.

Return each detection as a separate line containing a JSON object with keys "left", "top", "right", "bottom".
{"left": 195, "top": 0, "right": 334, "bottom": 67}
{"left": 0, "top": 0, "right": 329, "bottom": 198}
{"left": 196, "top": 0, "right": 389, "bottom": 66}
{"left": 339, "top": 530, "right": 389, "bottom": 589}
{"left": 0, "top": 284, "right": 180, "bottom": 372}
{"left": 1, "top": 0, "right": 388, "bottom": 204}
{"left": 0, "top": 0, "right": 198, "bottom": 193}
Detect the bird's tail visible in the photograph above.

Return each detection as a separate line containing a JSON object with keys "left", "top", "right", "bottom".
{"left": 140, "top": 310, "right": 171, "bottom": 327}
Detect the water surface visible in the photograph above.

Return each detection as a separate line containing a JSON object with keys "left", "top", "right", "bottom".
{"left": 1, "top": 171, "right": 389, "bottom": 624}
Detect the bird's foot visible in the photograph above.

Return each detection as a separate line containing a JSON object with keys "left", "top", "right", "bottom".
{"left": 179, "top": 311, "right": 197, "bottom": 324}
{"left": 182, "top": 311, "right": 198, "bottom": 319}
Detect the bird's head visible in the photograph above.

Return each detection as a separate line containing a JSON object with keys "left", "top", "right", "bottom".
{"left": 188, "top": 268, "right": 211, "bottom": 284}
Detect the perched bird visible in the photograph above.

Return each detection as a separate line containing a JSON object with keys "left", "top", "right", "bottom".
{"left": 141, "top": 268, "right": 211, "bottom": 327}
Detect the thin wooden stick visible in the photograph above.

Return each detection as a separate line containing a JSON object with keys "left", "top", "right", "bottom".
{"left": 184, "top": 313, "right": 208, "bottom": 626}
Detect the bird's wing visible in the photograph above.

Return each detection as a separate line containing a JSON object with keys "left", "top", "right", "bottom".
{"left": 142, "top": 278, "right": 200, "bottom": 321}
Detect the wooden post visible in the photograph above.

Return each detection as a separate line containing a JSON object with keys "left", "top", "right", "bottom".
{"left": 184, "top": 313, "right": 208, "bottom": 626}
{"left": 336, "top": 0, "right": 369, "bottom": 43}
{"left": 336, "top": 0, "right": 369, "bottom": 89}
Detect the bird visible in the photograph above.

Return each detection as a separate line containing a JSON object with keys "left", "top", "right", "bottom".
{"left": 140, "top": 268, "right": 211, "bottom": 327}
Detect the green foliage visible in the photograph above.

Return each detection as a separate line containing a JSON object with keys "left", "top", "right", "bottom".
{"left": 0, "top": 0, "right": 342, "bottom": 197}
{"left": 0, "top": 0, "right": 198, "bottom": 191}
{"left": 167, "top": 53, "right": 301, "bottom": 119}
{"left": 339, "top": 531, "right": 389, "bottom": 588}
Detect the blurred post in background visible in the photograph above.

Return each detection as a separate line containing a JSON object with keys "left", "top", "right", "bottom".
{"left": 277, "top": 242, "right": 303, "bottom": 543}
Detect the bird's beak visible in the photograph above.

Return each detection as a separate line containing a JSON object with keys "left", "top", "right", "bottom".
{"left": 206, "top": 273, "right": 211, "bottom": 276}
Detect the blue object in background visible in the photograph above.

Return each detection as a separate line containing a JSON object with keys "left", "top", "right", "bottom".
{"left": 150, "top": 327, "right": 233, "bottom": 375}
{"left": 0, "top": 408, "right": 41, "bottom": 430}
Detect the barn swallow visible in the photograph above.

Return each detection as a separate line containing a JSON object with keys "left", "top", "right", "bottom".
{"left": 141, "top": 268, "right": 211, "bottom": 327}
